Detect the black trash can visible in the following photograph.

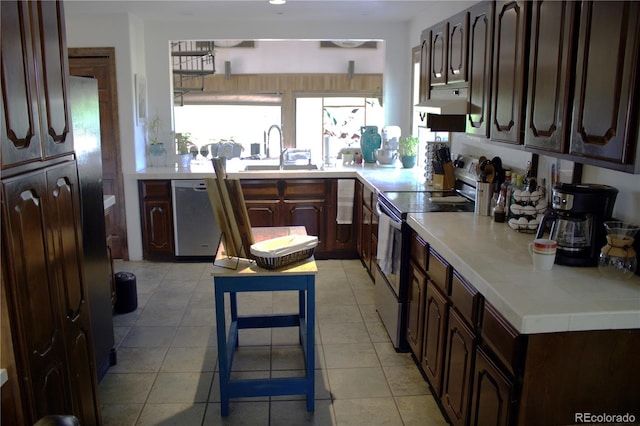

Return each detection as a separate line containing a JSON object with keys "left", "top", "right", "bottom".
{"left": 114, "top": 272, "right": 137, "bottom": 314}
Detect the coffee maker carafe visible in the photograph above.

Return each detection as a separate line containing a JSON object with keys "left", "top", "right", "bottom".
{"left": 536, "top": 183, "right": 618, "bottom": 266}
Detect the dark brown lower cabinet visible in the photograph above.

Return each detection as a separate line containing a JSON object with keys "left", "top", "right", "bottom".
{"left": 139, "top": 180, "right": 174, "bottom": 260}
{"left": 421, "top": 280, "right": 449, "bottom": 396}
{"left": 442, "top": 308, "right": 477, "bottom": 426}
{"left": 470, "top": 346, "right": 515, "bottom": 426}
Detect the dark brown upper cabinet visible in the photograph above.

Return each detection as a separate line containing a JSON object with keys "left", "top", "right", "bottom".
{"left": 490, "top": 1, "right": 530, "bottom": 145}
{"left": 430, "top": 22, "right": 448, "bottom": 87}
{"left": 569, "top": 1, "right": 640, "bottom": 173}
{"left": 524, "top": 1, "right": 577, "bottom": 153}
{"left": 466, "top": 1, "right": 495, "bottom": 137}
{"left": 419, "top": 30, "right": 431, "bottom": 104}
{"left": 447, "top": 11, "right": 470, "bottom": 85}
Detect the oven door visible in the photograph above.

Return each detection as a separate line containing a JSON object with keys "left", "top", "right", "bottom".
{"left": 374, "top": 201, "right": 405, "bottom": 349}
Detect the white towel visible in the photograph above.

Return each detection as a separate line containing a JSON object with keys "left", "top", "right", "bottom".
{"left": 336, "top": 179, "right": 355, "bottom": 224}
{"left": 376, "top": 214, "right": 394, "bottom": 274}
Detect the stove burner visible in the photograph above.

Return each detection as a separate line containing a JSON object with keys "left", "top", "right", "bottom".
{"left": 379, "top": 190, "right": 475, "bottom": 218}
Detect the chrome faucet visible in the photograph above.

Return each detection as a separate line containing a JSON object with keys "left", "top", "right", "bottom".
{"left": 267, "top": 124, "right": 286, "bottom": 169}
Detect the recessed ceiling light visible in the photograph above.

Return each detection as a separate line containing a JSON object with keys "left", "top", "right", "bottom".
{"left": 269, "top": 0, "right": 286, "bottom": 4}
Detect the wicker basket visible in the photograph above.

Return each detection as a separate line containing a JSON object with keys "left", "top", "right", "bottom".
{"left": 250, "top": 235, "right": 318, "bottom": 270}
{"left": 253, "top": 247, "right": 316, "bottom": 270}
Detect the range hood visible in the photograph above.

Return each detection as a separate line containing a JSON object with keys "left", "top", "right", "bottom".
{"left": 415, "top": 87, "right": 469, "bottom": 131}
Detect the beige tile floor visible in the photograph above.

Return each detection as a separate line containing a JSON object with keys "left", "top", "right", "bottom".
{"left": 102, "top": 259, "right": 449, "bottom": 425}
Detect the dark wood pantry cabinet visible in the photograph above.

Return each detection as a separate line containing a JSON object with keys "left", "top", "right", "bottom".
{"left": 1, "top": 1, "right": 102, "bottom": 424}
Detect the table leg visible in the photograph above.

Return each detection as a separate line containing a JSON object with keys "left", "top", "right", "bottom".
{"left": 306, "top": 275, "right": 315, "bottom": 412}
{"left": 230, "top": 291, "right": 238, "bottom": 347}
{"left": 215, "top": 279, "right": 230, "bottom": 416}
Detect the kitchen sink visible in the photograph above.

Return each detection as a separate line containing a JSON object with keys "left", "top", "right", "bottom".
{"left": 243, "top": 164, "right": 319, "bottom": 171}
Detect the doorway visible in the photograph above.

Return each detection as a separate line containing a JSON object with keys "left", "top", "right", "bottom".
{"left": 69, "top": 47, "right": 128, "bottom": 259}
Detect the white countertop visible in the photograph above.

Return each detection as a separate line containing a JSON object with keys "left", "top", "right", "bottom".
{"left": 130, "top": 160, "right": 430, "bottom": 192}
{"left": 407, "top": 213, "right": 640, "bottom": 334}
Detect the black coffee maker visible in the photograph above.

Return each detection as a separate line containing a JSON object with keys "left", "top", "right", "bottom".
{"left": 536, "top": 183, "right": 618, "bottom": 266}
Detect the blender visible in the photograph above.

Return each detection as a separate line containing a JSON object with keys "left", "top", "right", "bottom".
{"left": 536, "top": 183, "right": 618, "bottom": 266}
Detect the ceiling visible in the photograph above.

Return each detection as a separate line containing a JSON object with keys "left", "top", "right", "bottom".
{"left": 64, "top": 0, "right": 440, "bottom": 22}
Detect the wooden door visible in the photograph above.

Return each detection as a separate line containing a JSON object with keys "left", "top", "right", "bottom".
{"left": 466, "top": 1, "right": 494, "bottom": 137}
{"left": 405, "top": 261, "right": 426, "bottom": 359}
{"left": 491, "top": 0, "right": 529, "bottom": 145}
{"left": 69, "top": 48, "right": 128, "bottom": 259}
{"left": 430, "top": 22, "right": 448, "bottom": 86}
{"left": 421, "top": 281, "right": 449, "bottom": 396}
{"left": 469, "top": 347, "right": 515, "bottom": 426}
{"left": 442, "top": 308, "right": 476, "bottom": 426}
{"left": 524, "top": 0, "right": 577, "bottom": 152}
{"left": 569, "top": 1, "right": 640, "bottom": 167}
{"left": 448, "top": 11, "right": 470, "bottom": 84}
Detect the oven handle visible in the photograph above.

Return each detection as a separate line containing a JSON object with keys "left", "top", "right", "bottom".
{"left": 376, "top": 202, "right": 403, "bottom": 230}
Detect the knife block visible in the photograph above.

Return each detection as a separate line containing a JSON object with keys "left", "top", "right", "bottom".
{"left": 433, "top": 162, "right": 455, "bottom": 190}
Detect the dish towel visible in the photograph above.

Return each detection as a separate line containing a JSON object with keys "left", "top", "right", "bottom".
{"left": 377, "top": 214, "right": 394, "bottom": 274}
{"left": 336, "top": 179, "right": 355, "bottom": 224}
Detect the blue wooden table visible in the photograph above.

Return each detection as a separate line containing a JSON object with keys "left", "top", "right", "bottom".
{"left": 212, "top": 227, "right": 317, "bottom": 417}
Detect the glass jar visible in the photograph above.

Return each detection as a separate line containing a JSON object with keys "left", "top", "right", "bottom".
{"left": 598, "top": 221, "right": 639, "bottom": 280}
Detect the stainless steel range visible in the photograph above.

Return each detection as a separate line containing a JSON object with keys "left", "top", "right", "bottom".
{"left": 375, "top": 159, "right": 477, "bottom": 350}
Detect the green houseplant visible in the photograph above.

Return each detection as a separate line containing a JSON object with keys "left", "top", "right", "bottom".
{"left": 145, "top": 115, "right": 167, "bottom": 167}
{"left": 175, "top": 132, "right": 194, "bottom": 168}
{"left": 399, "top": 136, "right": 419, "bottom": 168}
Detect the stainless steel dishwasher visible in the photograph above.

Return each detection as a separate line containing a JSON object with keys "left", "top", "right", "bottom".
{"left": 171, "top": 180, "right": 221, "bottom": 257}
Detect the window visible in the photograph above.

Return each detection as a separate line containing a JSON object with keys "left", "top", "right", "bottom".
{"left": 173, "top": 103, "right": 281, "bottom": 158}
{"left": 296, "top": 96, "right": 383, "bottom": 164}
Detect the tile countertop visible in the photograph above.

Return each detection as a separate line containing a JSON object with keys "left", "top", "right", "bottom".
{"left": 407, "top": 212, "right": 640, "bottom": 335}
{"left": 131, "top": 161, "right": 430, "bottom": 192}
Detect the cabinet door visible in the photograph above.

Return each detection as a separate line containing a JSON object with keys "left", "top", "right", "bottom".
{"left": 448, "top": 11, "right": 470, "bottom": 84}
{"left": 442, "top": 308, "right": 476, "bottom": 426}
{"left": 355, "top": 180, "right": 364, "bottom": 257}
{"left": 2, "top": 163, "right": 100, "bottom": 425}
{"left": 421, "top": 281, "right": 449, "bottom": 396}
{"left": 405, "top": 261, "right": 426, "bottom": 359}
{"left": 283, "top": 200, "right": 326, "bottom": 252}
{"left": 466, "top": 1, "right": 494, "bottom": 137}
{"left": 139, "top": 181, "right": 174, "bottom": 259}
{"left": 245, "top": 200, "right": 279, "bottom": 227}
{"left": 361, "top": 204, "right": 372, "bottom": 269}
{"left": 33, "top": 1, "right": 73, "bottom": 158}
{"left": 524, "top": 0, "right": 576, "bottom": 152}
{"left": 45, "top": 162, "right": 100, "bottom": 424}
{"left": 419, "top": 32, "right": 431, "bottom": 103}
{"left": 491, "top": 0, "right": 529, "bottom": 145}
{"left": 430, "top": 22, "right": 448, "bottom": 86}
{"left": 569, "top": 1, "right": 640, "bottom": 167}
{"left": 469, "top": 347, "right": 516, "bottom": 426}
{"left": 2, "top": 169, "right": 72, "bottom": 422}
{"left": 1, "top": 0, "right": 43, "bottom": 168}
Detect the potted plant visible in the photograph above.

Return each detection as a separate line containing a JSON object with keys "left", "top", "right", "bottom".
{"left": 145, "top": 114, "right": 167, "bottom": 167}
{"left": 176, "top": 132, "right": 194, "bottom": 168}
{"left": 399, "top": 136, "right": 419, "bottom": 168}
